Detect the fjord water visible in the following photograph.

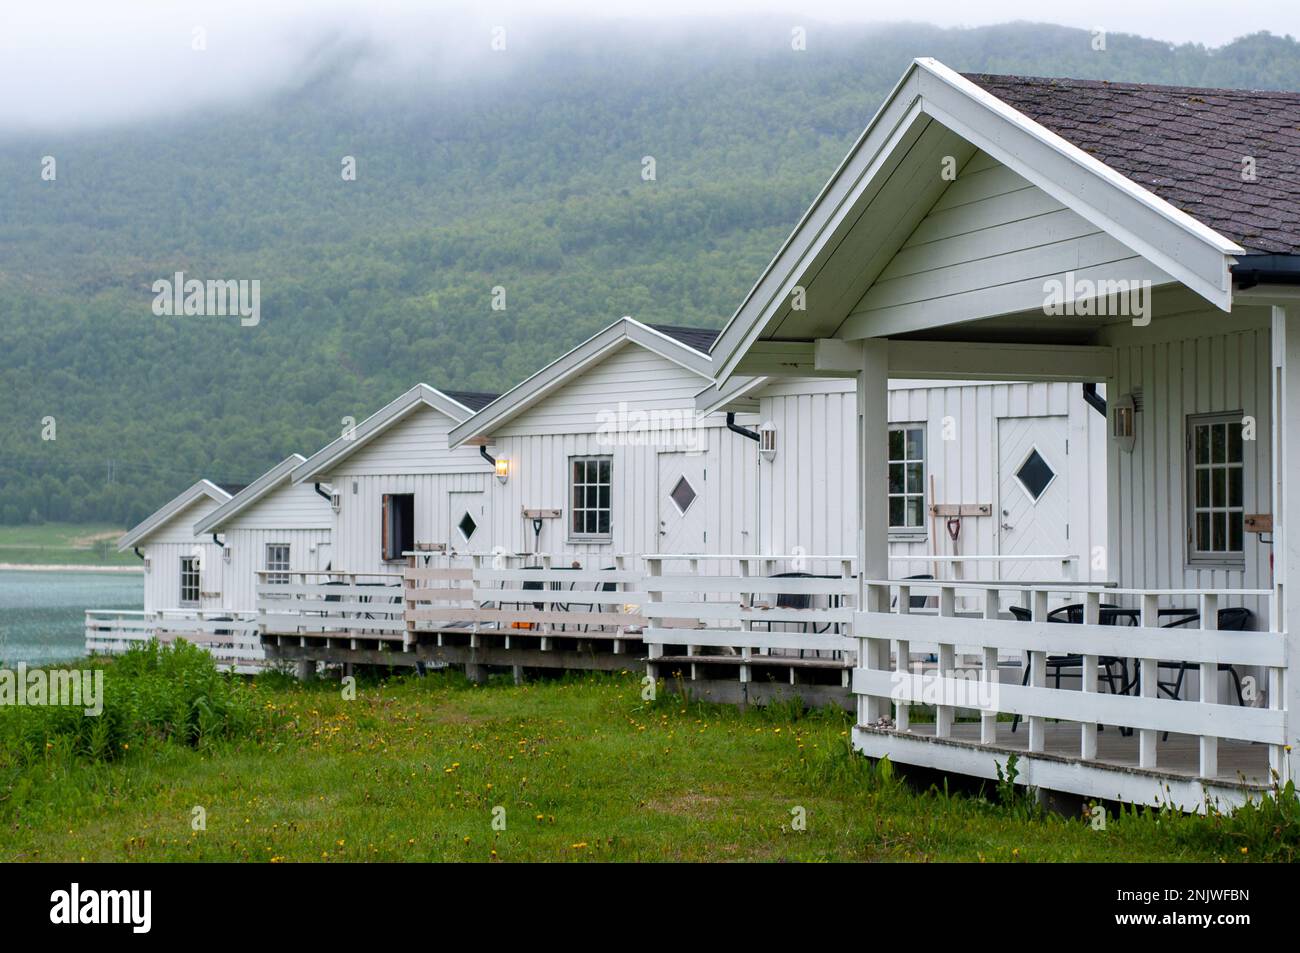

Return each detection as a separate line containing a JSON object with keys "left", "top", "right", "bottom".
{"left": 0, "top": 570, "right": 142, "bottom": 665}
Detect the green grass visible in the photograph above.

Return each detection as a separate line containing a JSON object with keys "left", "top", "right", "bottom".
{"left": 0, "top": 522, "right": 136, "bottom": 567}
{"left": 2, "top": 657, "right": 1296, "bottom": 862}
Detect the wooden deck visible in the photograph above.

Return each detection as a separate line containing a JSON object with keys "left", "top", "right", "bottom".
{"left": 854, "top": 720, "right": 1274, "bottom": 811}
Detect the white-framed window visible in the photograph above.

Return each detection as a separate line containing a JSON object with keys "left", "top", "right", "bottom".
{"left": 1187, "top": 412, "right": 1245, "bottom": 566}
{"left": 570, "top": 455, "right": 612, "bottom": 540}
{"left": 265, "top": 543, "right": 291, "bottom": 585}
{"left": 888, "top": 425, "right": 926, "bottom": 533}
{"left": 179, "top": 556, "right": 200, "bottom": 607}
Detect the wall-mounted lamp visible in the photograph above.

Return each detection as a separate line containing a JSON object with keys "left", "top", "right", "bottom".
{"left": 1112, "top": 393, "right": 1137, "bottom": 454}
{"left": 495, "top": 457, "right": 510, "bottom": 484}
{"left": 758, "top": 421, "right": 777, "bottom": 460}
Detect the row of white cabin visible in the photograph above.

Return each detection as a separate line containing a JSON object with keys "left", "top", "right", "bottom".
{"left": 115, "top": 315, "right": 1107, "bottom": 617}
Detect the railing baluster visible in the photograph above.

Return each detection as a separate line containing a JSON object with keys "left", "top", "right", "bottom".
{"left": 1199, "top": 593, "right": 1219, "bottom": 779}
{"left": 1139, "top": 593, "right": 1159, "bottom": 768}
{"left": 981, "top": 589, "right": 999, "bottom": 744}
{"left": 1028, "top": 589, "right": 1047, "bottom": 753}
{"left": 1081, "top": 591, "right": 1100, "bottom": 760}
{"left": 895, "top": 583, "right": 911, "bottom": 733}
{"left": 936, "top": 586, "right": 955, "bottom": 738}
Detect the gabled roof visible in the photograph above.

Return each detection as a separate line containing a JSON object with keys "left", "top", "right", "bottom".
{"left": 194, "top": 454, "right": 311, "bottom": 535}
{"left": 292, "top": 384, "right": 488, "bottom": 484}
{"left": 442, "top": 390, "right": 500, "bottom": 412}
{"left": 118, "top": 479, "right": 232, "bottom": 551}
{"left": 448, "top": 317, "right": 715, "bottom": 447}
{"left": 709, "top": 57, "right": 1248, "bottom": 382}
{"left": 651, "top": 324, "right": 722, "bottom": 353}
{"left": 964, "top": 74, "right": 1300, "bottom": 256}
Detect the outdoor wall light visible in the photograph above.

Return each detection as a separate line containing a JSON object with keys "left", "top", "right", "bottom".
{"left": 759, "top": 422, "right": 777, "bottom": 460}
{"left": 495, "top": 457, "right": 510, "bottom": 484}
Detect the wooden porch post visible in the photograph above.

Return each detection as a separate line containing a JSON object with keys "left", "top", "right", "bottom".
{"left": 1272, "top": 304, "right": 1300, "bottom": 781}
{"left": 858, "top": 339, "right": 890, "bottom": 724}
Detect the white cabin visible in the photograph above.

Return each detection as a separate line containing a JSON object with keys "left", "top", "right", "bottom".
{"left": 447, "top": 317, "right": 759, "bottom": 560}
{"left": 193, "top": 454, "right": 334, "bottom": 612}
{"left": 116, "top": 479, "right": 236, "bottom": 613}
{"left": 290, "top": 384, "right": 500, "bottom": 573}
{"left": 703, "top": 375, "right": 1108, "bottom": 583}
{"left": 705, "top": 57, "right": 1300, "bottom": 808}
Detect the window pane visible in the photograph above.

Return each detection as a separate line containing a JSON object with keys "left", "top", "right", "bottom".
{"left": 1229, "top": 514, "right": 1243, "bottom": 552}
{"left": 1229, "top": 467, "right": 1243, "bottom": 508}
{"left": 599, "top": 459, "right": 611, "bottom": 484}
{"left": 1211, "top": 423, "right": 1225, "bottom": 464}
{"left": 1195, "top": 425, "right": 1209, "bottom": 464}
{"left": 573, "top": 460, "right": 583, "bottom": 484}
{"left": 599, "top": 485, "right": 610, "bottom": 509}
{"left": 888, "top": 464, "right": 904, "bottom": 494}
{"left": 889, "top": 497, "right": 904, "bottom": 527}
{"left": 1196, "top": 469, "right": 1210, "bottom": 506}
{"left": 905, "top": 497, "right": 923, "bottom": 528}
{"left": 1228, "top": 423, "right": 1243, "bottom": 463}
{"left": 906, "top": 428, "right": 924, "bottom": 460}
{"left": 597, "top": 511, "right": 610, "bottom": 535}
{"left": 1212, "top": 468, "right": 1225, "bottom": 508}
{"left": 888, "top": 430, "right": 903, "bottom": 460}
{"left": 1196, "top": 512, "right": 1210, "bottom": 551}
{"left": 905, "top": 463, "right": 923, "bottom": 494}
{"left": 1213, "top": 512, "right": 1226, "bottom": 552}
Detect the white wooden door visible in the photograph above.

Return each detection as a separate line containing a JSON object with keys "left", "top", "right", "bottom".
{"left": 998, "top": 416, "right": 1070, "bottom": 582}
{"left": 656, "top": 452, "right": 707, "bottom": 554}
{"left": 448, "top": 491, "right": 488, "bottom": 553}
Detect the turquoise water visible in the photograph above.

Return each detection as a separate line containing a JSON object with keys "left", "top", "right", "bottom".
{"left": 0, "top": 570, "right": 143, "bottom": 665}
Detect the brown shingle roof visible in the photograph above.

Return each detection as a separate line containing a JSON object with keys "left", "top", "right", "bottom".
{"left": 963, "top": 73, "right": 1300, "bottom": 255}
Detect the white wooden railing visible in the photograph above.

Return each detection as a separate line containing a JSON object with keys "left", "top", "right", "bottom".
{"left": 84, "top": 609, "right": 264, "bottom": 672}
{"left": 641, "top": 555, "right": 858, "bottom": 682}
{"left": 855, "top": 580, "right": 1286, "bottom": 782}
{"left": 256, "top": 570, "right": 406, "bottom": 641}
{"left": 403, "top": 552, "right": 645, "bottom": 644}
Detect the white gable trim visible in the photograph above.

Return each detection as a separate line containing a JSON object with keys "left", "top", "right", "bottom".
{"left": 710, "top": 58, "right": 1244, "bottom": 382}
{"left": 118, "top": 479, "right": 231, "bottom": 551}
{"left": 195, "top": 454, "right": 308, "bottom": 535}
{"left": 292, "top": 384, "right": 476, "bottom": 484}
{"left": 695, "top": 376, "right": 767, "bottom": 416}
{"left": 448, "top": 317, "right": 714, "bottom": 447}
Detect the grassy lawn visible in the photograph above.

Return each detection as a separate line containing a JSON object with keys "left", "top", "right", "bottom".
{"left": 0, "top": 523, "right": 136, "bottom": 567}
{"left": 2, "top": 659, "right": 1292, "bottom": 863}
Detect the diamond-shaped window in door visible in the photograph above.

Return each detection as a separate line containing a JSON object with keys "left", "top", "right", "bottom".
{"left": 1015, "top": 448, "right": 1056, "bottom": 502}
{"left": 458, "top": 512, "right": 478, "bottom": 541}
{"left": 670, "top": 476, "right": 697, "bottom": 514}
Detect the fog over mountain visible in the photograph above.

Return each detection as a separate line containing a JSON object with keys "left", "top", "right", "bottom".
{"left": 2, "top": 15, "right": 1299, "bottom": 525}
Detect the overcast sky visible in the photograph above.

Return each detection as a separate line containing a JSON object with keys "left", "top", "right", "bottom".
{"left": 3, "top": 0, "right": 1295, "bottom": 130}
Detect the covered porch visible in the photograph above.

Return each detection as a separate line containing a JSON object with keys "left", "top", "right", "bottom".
{"left": 702, "top": 59, "right": 1300, "bottom": 809}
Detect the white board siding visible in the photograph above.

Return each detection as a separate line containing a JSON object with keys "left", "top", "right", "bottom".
{"left": 222, "top": 527, "right": 332, "bottom": 612}
{"left": 1108, "top": 315, "right": 1273, "bottom": 623}
{"left": 847, "top": 151, "right": 1163, "bottom": 333}
{"left": 758, "top": 378, "right": 1106, "bottom": 582}
{"left": 482, "top": 426, "right": 758, "bottom": 560}
{"left": 331, "top": 471, "right": 495, "bottom": 573}
{"left": 139, "top": 497, "right": 224, "bottom": 612}
{"left": 331, "top": 404, "right": 491, "bottom": 477}
{"left": 498, "top": 343, "right": 709, "bottom": 437}
{"left": 223, "top": 479, "right": 333, "bottom": 531}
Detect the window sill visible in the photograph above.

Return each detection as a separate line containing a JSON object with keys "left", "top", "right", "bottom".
{"left": 889, "top": 531, "right": 928, "bottom": 543}
{"left": 567, "top": 538, "right": 613, "bottom": 546}
{"left": 1185, "top": 558, "right": 1245, "bottom": 572}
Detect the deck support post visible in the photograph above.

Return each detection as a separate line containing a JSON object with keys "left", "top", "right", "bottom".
{"left": 1271, "top": 304, "right": 1300, "bottom": 783}
{"left": 294, "top": 659, "right": 314, "bottom": 682}
{"left": 857, "top": 339, "right": 891, "bottom": 725}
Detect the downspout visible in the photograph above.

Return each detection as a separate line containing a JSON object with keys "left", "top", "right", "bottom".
{"left": 1082, "top": 383, "right": 1107, "bottom": 417}
{"left": 726, "top": 412, "right": 760, "bottom": 442}
{"left": 212, "top": 533, "right": 224, "bottom": 547}
{"left": 313, "top": 482, "right": 332, "bottom": 502}
{"left": 133, "top": 546, "right": 144, "bottom": 560}
{"left": 479, "top": 446, "right": 497, "bottom": 466}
